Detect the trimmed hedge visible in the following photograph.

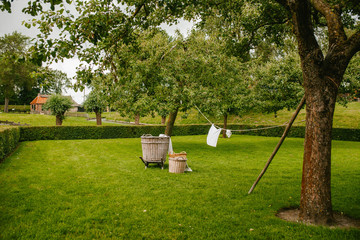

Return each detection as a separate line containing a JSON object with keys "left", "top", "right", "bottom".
{"left": 0, "top": 127, "right": 20, "bottom": 161}
{"left": 1, "top": 105, "right": 30, "bottom": 113}
{"left": 18, "top": 124, "right": 360, "bottom": 142}
{"left": 19, "top": 125, "right": 167, "bottom": 141}
{"left": 0, "top": 124, "right": 357, "bottom": 162}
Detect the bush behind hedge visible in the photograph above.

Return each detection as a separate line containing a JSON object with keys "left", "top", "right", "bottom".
{"left": 0, "top": 127, "right": 20, "bottom": 161}
{"left": 19, "top": 124, "right": 360, "bottom": 142}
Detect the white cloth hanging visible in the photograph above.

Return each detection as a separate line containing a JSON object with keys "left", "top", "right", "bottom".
{"left": 226, "top": 130, "right": 232, "bottom": 138}
{"left": 159, "top": 134, "right": 173, "bottom": 153}
{"left": 207, "top": 124, "right": 222, "bottom": 147}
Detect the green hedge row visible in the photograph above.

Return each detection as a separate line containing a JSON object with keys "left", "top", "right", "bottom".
{"left": 19, "top": 125, "right": 167, "bottom": 141}
{"left": 0, "top": 124, "right": 357, "bottom": 162}
{"left": 2, "top": 105, "right": 30, "bottom": 113}
{"left": 18, "top": 124, "right": 360, "bottom": 142}
{"left": 0, "top": 127, "right": 20, "bottom": 161}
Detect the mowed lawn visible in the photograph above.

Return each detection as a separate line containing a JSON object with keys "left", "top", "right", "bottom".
{"left": 0, "top": 135, "right": 359, "bottom": 239}
{"left": 1, "top": 102, "right": 360, "bottom": 128}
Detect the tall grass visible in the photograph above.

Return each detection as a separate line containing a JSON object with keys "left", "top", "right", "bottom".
{"left": 0, "top": 135, "right": 359, "bottom": 239}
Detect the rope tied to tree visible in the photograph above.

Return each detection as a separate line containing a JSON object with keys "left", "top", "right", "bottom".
{"left": 194, "top": 105, "right": 305, "bottom": 132}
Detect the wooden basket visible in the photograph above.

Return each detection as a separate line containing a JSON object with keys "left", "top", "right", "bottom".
{"left": 169, "top": 156, "right": 187, "bottom": 173}
{"left": 141, "top": 134, "right": 169, "bottom": 163}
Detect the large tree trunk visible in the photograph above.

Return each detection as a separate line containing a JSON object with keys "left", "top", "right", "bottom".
{"left": 95, "top": 111, "right": 102, "bottom": 125}
{"left": 134, "top": 114, "right": 140, "bottom": 125}
{"left": 165, "top": 108, "right": 179, "bottom": 137}
{"left": 299, "top": 73, "right": 338, "bottom": 225}
{"left": 222, "top": 113, "right": 228, "bottom": 138}
{"left": 285, "top": 0, "right": 359, "bottom": 225}
{"left": 4, "top": 98, "right": 9, "bottom": 113}
{"left": 56, "top": 115, "right": 63, "bottom": 126}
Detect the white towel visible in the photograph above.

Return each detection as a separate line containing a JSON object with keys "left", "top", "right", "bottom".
{"left": 226, "top": 130, "right": 232, "bottom": 138}
{"left": 207, "top": 124, "right": 222, "bottom": 147}
{"left": 159, "top": 134, "right": 173, "bottom": 153}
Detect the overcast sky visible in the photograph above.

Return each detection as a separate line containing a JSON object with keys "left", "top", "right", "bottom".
{"left": 0, "top": 1, "right": 194, "bottom": 104}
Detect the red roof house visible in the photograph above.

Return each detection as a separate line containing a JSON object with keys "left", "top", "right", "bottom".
{"left": 30, "top": 93, "right": 80, "bottom": 114}
{"left": 30, "top": 94, "right": 51, "bottom": 114}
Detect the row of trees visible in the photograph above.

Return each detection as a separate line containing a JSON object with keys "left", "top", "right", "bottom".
{"left": 2, "top": 0, "right": 360, "bottom": 226}
{"left": 79, "top": 28, "right": 306, "bottom": 128}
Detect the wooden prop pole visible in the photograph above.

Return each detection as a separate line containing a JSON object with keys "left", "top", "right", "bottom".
{"left": 248, "top": 95, "right": 306, "bottom": 194}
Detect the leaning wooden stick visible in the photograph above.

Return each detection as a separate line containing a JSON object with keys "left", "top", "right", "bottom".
{"left": 248, "top": 95, "right": 306, "bottom": 194}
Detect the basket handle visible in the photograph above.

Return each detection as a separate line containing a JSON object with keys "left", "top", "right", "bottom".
{"left": 141, "top": 134, "right": 153, "bottom": 137}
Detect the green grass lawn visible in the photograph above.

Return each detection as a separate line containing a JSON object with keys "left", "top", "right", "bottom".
{"left": 102, "top": 102, "right": 360, "bottom": 129}
{"left": 0, "top": 135, "right": 359, "bottom": 239}
{"left": 1, "top": 102, "right": 359, "bottom": 128}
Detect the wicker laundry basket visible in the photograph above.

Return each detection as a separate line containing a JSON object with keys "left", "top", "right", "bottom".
{"left": 141, "top": 134, "right": 169, "bottom": 164}
{"left": 169, "top": 156, "right": 187, "bottom": 173}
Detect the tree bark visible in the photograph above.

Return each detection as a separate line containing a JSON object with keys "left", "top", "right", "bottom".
{"left": 4, "top": 98, "right": 9, "bottom": 113}
{"left": 286, "top": 0, "right": 358, "bottom": 225}
{"left": 165, "top": 108, "right": 179, "bottom": 137}
{"left": 222, "top": 113, "right": 228, "bottom": 138}
{"left": 299, "top": 74, "right": 338, "bottom": 225}
{"left": 95, "top": 111, "right": 102, "bottom": 125}
{"left": 161, "top": 116, "right": 166, "bottom": 125}
{"left": 56, "top": 115, "right": 63, "bottom": 126}
{"left": 134, "top": 114, "right": 140, "bottom": 125}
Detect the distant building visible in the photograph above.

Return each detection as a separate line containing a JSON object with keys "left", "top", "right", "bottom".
{"left": 30, "top": 94, "right": 51, "bottom": 114}
{"left": 30, "top": 93, "right": 80, "bottom": 114}
{"left": 66, "top": 96, "right": 81, "bottom": 113}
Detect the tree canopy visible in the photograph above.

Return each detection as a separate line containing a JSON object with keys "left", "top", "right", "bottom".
{"left": 43, "top": 94, "right": 73, "bottom": 125}
{"left": 0, "top": 31, "right": 37, "bottom": 111}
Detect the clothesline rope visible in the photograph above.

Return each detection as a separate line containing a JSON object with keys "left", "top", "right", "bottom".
{"left": 194, "top": 105, "right": 305, "bottom": 132}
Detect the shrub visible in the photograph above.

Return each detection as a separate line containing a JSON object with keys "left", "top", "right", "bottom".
{"left": 18, "top": 124, "right": 360, "bottom": 142}
{"left": 0, "top": 127, "right": 20, "bottom": 161}
{"left": 43, "top": 94, "right": 73, "bottom": 125}
{"left": 19, "top": 125, "right": 166, "bottom": 141}
{"left": 1, "top": 105, "right": 30, "bottom": 113}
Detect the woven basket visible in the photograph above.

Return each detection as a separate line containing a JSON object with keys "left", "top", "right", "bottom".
{"left": 169, "top": 156, "right": 187, "bottom": 173}
{"left": 141, "top": 134, "right": 169, "bottom": 162}
{"left": 169, "top": 151, "right": 187, "bottom": 159}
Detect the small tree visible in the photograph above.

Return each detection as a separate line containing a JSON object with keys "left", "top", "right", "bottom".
{"left": 43, "top": 94, "right": 72, "bottom": 125}
{"left": 83, "top": 90, "right": 107, "bottom": 125}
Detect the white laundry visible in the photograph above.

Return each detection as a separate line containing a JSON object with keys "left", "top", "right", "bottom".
{"left": 226, "top": 129, "right": 232, "bottom": 138}
{"left": 207, "top": 124, "right": 222, "bottom": 147}
{"left": 159, "top": 134, "right": 173, "bottom": 153}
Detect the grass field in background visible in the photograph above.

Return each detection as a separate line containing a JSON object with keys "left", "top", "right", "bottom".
{"left": 0, "top": 135, "right": 359, "bottom": 239}
{"left": 1, "top": 102, "right": 359, "bottom": 128}
{"left": 102, "top": 102, "right": 360, "bottom": 129}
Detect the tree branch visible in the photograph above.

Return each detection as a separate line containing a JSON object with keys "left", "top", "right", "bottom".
{"left": 132, "top": 1, "right": 147, "bottom": 18}
{"left": 288, "top": 0, "right": 322, "bottom": 58}
{"left": 252, "top": 18, "right": 290, "bottom": 33}
{"left": 344, "top": 30, "right": 360, "bottom": 58}
{"left": 309, "top": 0, "right": 347, "bottom": 45}
{"left": 159, "top": 43, "right": 178, "bottom": 62}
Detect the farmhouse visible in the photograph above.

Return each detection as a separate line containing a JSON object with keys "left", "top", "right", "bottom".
{"left": 30, "top": 93, "right": 80, "bottom": 114}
